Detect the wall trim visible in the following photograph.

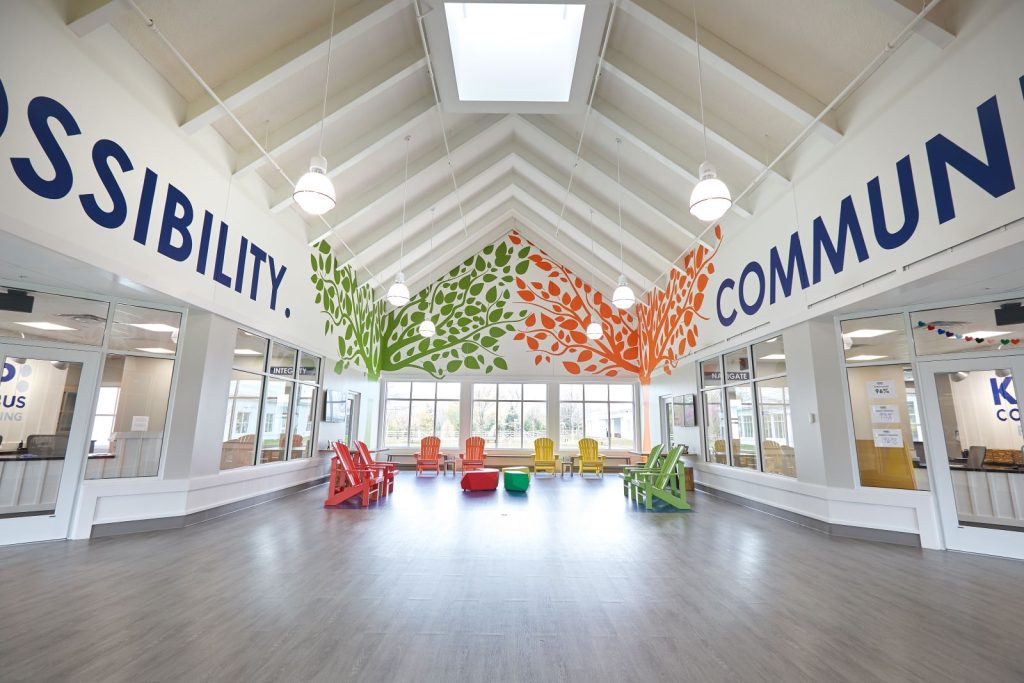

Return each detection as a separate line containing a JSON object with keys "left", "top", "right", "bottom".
{"left": 90, "top": 475, "right": 328, "bottom": 538}
{"left": 695, "top": 483, "right": 922, "bottom": 548}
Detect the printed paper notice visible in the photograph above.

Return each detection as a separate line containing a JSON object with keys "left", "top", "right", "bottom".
{"left": 872, "top": 428, "right": 903, "bottom": 449}
{"left": 870, "top": 404, "right": 900, "bottom": 423}
{"left": 131, "top": 415, "right": 150, "bottom": 431}
{"left": 867, "top": 380, "right": 897, "bottom": 398}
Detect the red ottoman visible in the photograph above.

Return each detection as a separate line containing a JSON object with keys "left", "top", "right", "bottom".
{"left": 461, "top": 467, "right": 499, "bottom": 491}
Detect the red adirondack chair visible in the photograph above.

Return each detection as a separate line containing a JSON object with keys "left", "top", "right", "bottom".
{"left": 414, "top": 436, "right": 443, "bottom": 476}
{"left": 460, "top": 436, "right": 487, "bottom": 472}
{"left": 355, "top": 440, "right": 395, "bottom": 495}
{"left": 324, "top": 442, "right": 383, "bottom": 508}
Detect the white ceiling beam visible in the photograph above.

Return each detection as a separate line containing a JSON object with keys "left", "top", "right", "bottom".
{"left": 516, "top": 115, "right": 705, "bottom": 244}
{"left": 863, "top": 0, "right": 955, "bottom": 48}
{"left": 323, "top": 115, "right": 510, "bottom": 246}
{"left": 181, "top": 0, "right": 412, "bottom": 133}
{"left": 67, "top": 0, "right": 127, "bottom": 36}
{"left": 600, "top": 54, "right": 787, "bottom": 185}
{"left": 271, "top": 99, "right": 435, "bottom": 213}
{"left": 619, "top": 0, "right": 842, "bottom": 144}
{"left": 591, "top": 102, "right": 754, "bottom": 218}
{"left": 234, "top": 52, "right": 427, "bottom": 178}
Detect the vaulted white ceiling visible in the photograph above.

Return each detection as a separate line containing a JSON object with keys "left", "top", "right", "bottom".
{"left": 68, "top": 0, "right": 966, "bottom": 297}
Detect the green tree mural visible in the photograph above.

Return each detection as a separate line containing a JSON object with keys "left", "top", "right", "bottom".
{"left": 379, "top": 240, "right": 530, "bottom": 378}
{"left": 309, "top": 240, "right": 386, "bottom": 378}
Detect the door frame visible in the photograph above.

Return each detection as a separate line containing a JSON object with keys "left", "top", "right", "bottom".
{"left": 0, "top": 344, "right": 101, "bottom": 545}
{"left": 918, "top": 355, "right": 1024, "bottom": 559}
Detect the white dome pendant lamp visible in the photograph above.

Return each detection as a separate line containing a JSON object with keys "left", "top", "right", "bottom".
{"left": 418, "top": 207, "right": 437, "bottom": 337}
{"left": 585, "top": 209, "right": 604, "bottom": 340}
{"left": 688, "top": 0, "right": 732, "bottom": 223}
{"left": 387, "top": 135, "right": 413, "bottom": 307}
{"left": 293, "top": 0, "right": 339, "bottom": 216}
{"left": 612, "top": 138, "right": 636, "bottom": 310}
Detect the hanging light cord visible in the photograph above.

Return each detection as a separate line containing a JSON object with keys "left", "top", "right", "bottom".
{"left": 693, "top": 0, "right": 708, "bottom": 164}
{"left": 317, "top": 0, "right": 338, "bottom": 158}
{"left": 616, "top": 137, "right": 624, "bottom": 276}
{"left": 399, "top": 135, "right": 411, "bottom": 275}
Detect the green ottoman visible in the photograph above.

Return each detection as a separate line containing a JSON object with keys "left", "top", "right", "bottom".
{"left": 502, "top": 466, "right": 530, "bottom": 492}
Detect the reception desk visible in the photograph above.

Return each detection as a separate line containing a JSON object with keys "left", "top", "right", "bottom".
{"left": 950, "top": 466, "right": 1024, "bottom": 528}
{"left": 0, "top": 455, "right": 63, "bottom": 517}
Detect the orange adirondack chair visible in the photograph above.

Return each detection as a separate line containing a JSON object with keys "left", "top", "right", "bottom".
{"left": 355, "top": 440, "right": 395, "bottom": 495}
{"left": 324, "top": 442, "right": 382, "bottom": 508}
{"left": 414, "top": 436, "right": 444, "bottom": 476}
{"left": 460, "top": 436, "right": 487, "bottom": 472}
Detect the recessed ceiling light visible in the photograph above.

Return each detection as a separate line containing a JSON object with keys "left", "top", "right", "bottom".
{"left": 135, "top": 347, "right": 175, "bottom": 354}
{"left": 844, "top": 329, "right": 895, "bottom": 338}
{"left": 759, "top": 354, "right": 786, "bottom": 360}
{"left": 847, "top": 354, "right": 888, "bottom": 361}
{"left": 764, "top": 337, "right": 779, "bottom": 343}
{"left": 445, "top": 3, "right": 586, "bottom": 102}
{"left": 963, "top": 330, "right": 1006, "bottom": 338}
{"left": 15, "top": 321, "right": 76, "bottom": 331}
{"left": 128, "top": 323, "right": 179, "bottom": 333}
{"left": 234, "top": 349, "right": 262, "bottom": 356}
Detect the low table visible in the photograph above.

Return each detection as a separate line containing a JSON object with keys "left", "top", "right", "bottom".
{"left": 461, "top": 467, "right": 499, "bottom": 491}
{"left": 560, "top": 458, "right": 574, "bottom": 478}
{"left": 502, "top": 466, "right": 530, "bottom": 492}
{"left": 442, "top": 455, "right": 456, "bottom": 477}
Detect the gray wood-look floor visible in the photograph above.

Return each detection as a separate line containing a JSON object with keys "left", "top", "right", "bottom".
{"left": 1, "top": 475, "right": 1023, "bottom": 683}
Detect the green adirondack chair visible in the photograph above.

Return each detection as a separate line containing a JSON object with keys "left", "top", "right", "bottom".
{"left": 622, "top": 443, "right": 665, "bottom": 498}
{"left": 631, "top": 445, "right": 690, "bottom": 510}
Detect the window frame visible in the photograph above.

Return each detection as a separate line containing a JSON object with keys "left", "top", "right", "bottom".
{"left": 382, "top": 380, "right": 462, "bottom": 448}
{"left": 558, "top": 382, "right": 637, "bottom": 450}
{"left": 471, "top": 382, "right": 548, "bottom": 449}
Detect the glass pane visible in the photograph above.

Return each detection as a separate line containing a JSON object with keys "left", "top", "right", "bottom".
{"left": 757, "top": 378, "right": 796, "bottom": 477}
{"left": 435, "top": 400, "right": 460, "bottom": 447}
{"left": 700, "top": 357, "right": 722, "bottom": 387}
{"left": 559, "top": 384, "right": 582, "bottom": 401}
{"left": 609, "top": 402, "right": 635, "bottom": 449}
{"left": 559, "top": 402, "right": 582, "bottom": 447}
{"left": 723, "top": 348, "right": 751, "bottom": 383}
{"left": 297, "top": 352, "right": 320, "bottom": 382}
{"left": 384, "top": 400, "right": 409, "bottom": 447}
{"left": 523, "top": 401, "right": 546, "bottom": 445}
{"left": 931, "top": 367, "right": 1023, "bottom": 530}
{"left": 609, "top": 384, "right": 633, "bottom": 402}
{"left": 727, "top": 385, "right": 756, "bottom": 469}
{"left": 0, "top": 290, "right": 108, "bottom": 346}
{"left": 472, "top": 400, "right": 497, "bottom": 446}
{"left": 474, "top": 383, "right": 497, "bottom": 400}
{"left": 409, "top": 400, "right": 435, "bottom": 443}
{"left": 847, "top": 364, "right": 928, "bottom": 490}
{"left": 498, "top": 383, "right": 522, "bottom": 400}
{"left": 584, "top": 384, "right": 608, "bottom": 402}
{"left": 233, "top": 329, "right": 268, "bottom": 372}
{"left": 912, "top": 299, "right": 1024, "bottom": 357}
{"left": 386, "top": 381, "right": 410, "bottom": 398}
{"left": 0, "top": 356, "right": 82, "bottom": 518}
{"left": 584, "top": 402, "right": 609, "bottom": 446}
{"left": 703, "top": 389, "right": 727, "bottom": 464}
{"left": 753, "top": 337, "right": 786, "bottom": 377}
{"left": 523, "top": 383, "right": 546, "bottom": 401}
{"left": 258, "top": 379, "right": 293, "bottom": 464}
{"left": 86, "top": 354, "right": 174, "bottom": 479}
{"left": 290, "top": 384, "right": 316, "bottom": 458}
{"left": 842, "top": 314, "right": 908, "bottom": 363}
{"left": 436, "top": 382, "right": 461, "bottom": 400}
{"left": 268, "top": 342, "right": 297, "bottom": 379}
{"left": 109, "top": 305, "right": 181, "bottom": 356}
{"left": 220, "top": 370, "right": 262, "bottom": 469}
{"left": 497, "top": 401, "right": 523, "bottom": 448}
{"left": 411, "top": 381, "right": 436, "bottom": 399}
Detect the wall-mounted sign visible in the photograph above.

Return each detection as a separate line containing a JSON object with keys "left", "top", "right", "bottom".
{"left": 130, "top": 415, "right": 149, "bottom": 431}
{"left": 867, "top": 380, "right": 897, "bottom": 398}
{"left": 269, "top": 366, "right": 294, "bottom": 377}
{"left": 703, "top": 370, "right": 750, "bottom": 382}
{"left": 870, "top": 404, "right": 900, "bottom": 423}
{"left": 872, "top": 428, "right": 904, "bottom": 449}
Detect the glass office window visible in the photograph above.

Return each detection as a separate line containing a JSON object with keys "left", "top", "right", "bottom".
{"left": 221, "top": 369, "right": 262, "bottom": 470}
{"left": 269, "top": 342, "right": 297, "bottom": 378}
{"left": 0, "top": 289, "right": 108, "bottom": 346}
{"left": 727, "top": 385, "right": 757, "bottom": 469}
{"left": 700, "top": 357, "right": 721, "bottom": 387}
{"left": 233, "top": 329, "right": 268, "bottom": 370}
{"left": 911, "top": 299, "right": 1024, "bottom": 356}
{"left": 297, "top": 352, "right": 321, "bottom": 382}
{"left": 723, "top": 347, "right": 751, "bottom": 383}
{"left": 108, "top": 305, "right": 181, "bottom": 355}
{"left": 757, "top": 378, "right": 796, "bottom": 477}
{"left": 841, "top": 314, "right": 908, "bottom": 364}
{"left": 385, "top": 381, "right": 461, "bottom": 447}
{"left": 703, "top": 388, "right": 727, "bottom": 464}
{"left": 259, "top": 380, "right": 294, "bottom": 464}
{"left": 753, "top": 337, "right": 786, "bottom": 377}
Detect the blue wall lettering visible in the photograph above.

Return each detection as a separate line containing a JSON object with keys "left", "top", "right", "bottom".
{"left": 11, "top": 96, "right": 80, "bottom": 199}
{"left": 811, "top": 195, "right": 869, "bottom": 284}
{"left": 768, "top": 231, "right": 809, "bottom": 304}
{"left": 990, "top": 376, "right": 1016, "bottom": 406}
{"left": 80, "top": 138, "right": 133, "bottom": 229}
{"left": 869, "top": 155, "right": 919, "bottom": 250}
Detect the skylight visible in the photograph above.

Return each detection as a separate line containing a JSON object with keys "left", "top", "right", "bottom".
{"left": 445, "top": 3, "right": 586, "bottom": 102}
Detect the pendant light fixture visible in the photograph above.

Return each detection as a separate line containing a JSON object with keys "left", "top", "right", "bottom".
{"left": 585, "top": 208, "right": 603, "bottom": 340}
{"left": 611, "top": 138, "right": 636, "bottom": 310}
{"left": 418, "top": 207, "right": 437, "bottom": 337}
{"left": 293, "top": 0, "right": 339, "bottom": 215}
{"left": 687, "top": 0, "right": 732, "bottom": 223}
{"left": 387, "top": 135, "right": 413, "bottom": 307}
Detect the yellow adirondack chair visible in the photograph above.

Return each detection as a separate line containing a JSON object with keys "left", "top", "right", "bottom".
{"left": 577, "top": 438, "right": 605, "bottom": 477}
{"left": 533, "top": 437, "right": 556, "bottom": 475}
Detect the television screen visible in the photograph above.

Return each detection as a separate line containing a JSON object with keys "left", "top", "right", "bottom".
{"left": 323, "top": 390, "right": 346, "bottom": 423}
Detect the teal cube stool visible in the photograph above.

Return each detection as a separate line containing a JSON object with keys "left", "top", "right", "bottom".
{"left": 502, "top": 466, "right": 530, "bottom": 492}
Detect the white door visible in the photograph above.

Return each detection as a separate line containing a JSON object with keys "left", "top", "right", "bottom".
{"left": 919, "top": 356, "right": 1024, "bottom": 559}
{"left": 0, "top": 344, "right": 99, "bottom": 545}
